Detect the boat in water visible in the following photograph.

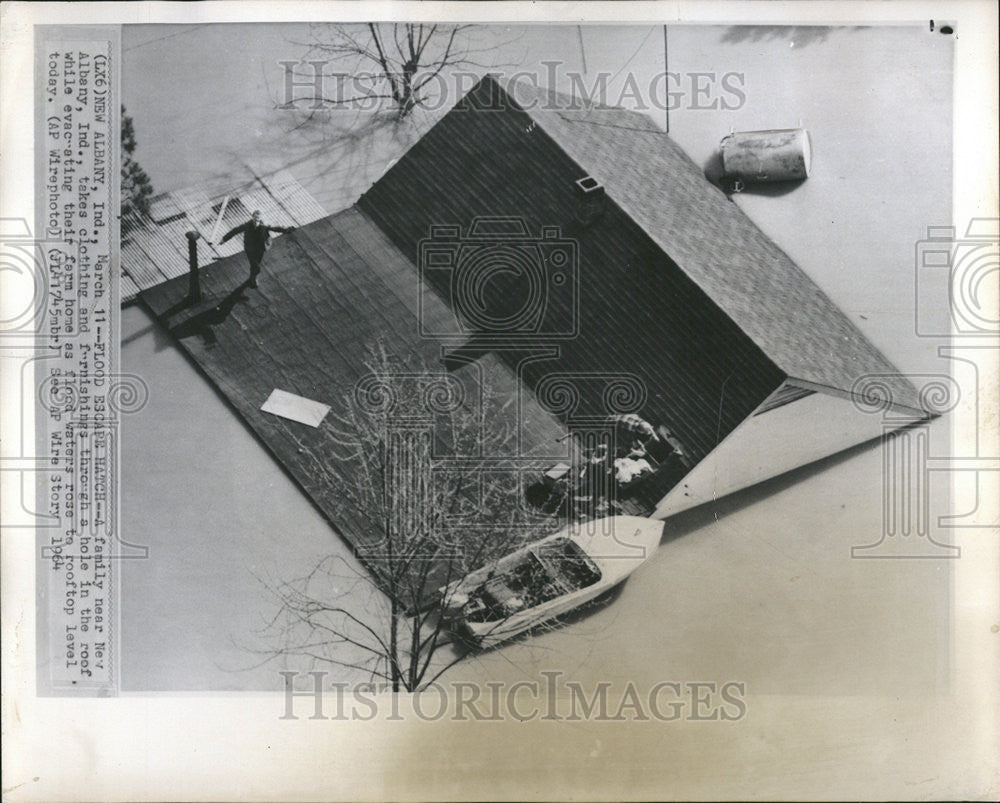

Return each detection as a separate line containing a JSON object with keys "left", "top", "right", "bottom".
{"left": 441, "top": 515, "right": 664, "bottom": 649}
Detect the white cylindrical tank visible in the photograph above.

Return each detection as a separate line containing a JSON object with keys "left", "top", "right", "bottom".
{"left": 720, "top": 128, "right": 812, "bottom": 184}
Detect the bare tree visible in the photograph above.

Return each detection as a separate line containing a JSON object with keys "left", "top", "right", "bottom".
{"left": 261, "top": 343, "right": 562, "bottom": 691}
{"left": 286, "top": 23, "right": 508, "bottom": 118}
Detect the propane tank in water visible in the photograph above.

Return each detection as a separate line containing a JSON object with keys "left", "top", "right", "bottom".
{"left": 720, "top": 128, "right": 812, "bottom": 184}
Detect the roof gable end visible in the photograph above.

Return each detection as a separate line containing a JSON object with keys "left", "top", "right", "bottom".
{"left": 464, "top": 75, "right": 923, "bottom": 414}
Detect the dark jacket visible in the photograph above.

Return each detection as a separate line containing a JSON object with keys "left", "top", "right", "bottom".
{"left": 221, "top": 220, "right": 293, "bottom": 261}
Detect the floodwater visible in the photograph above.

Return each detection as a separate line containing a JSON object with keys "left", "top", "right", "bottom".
{"left": 121, "top": 302, "right": 950, "bottom": 694}
{"left": 120, "top": 23, "right": 954, "bottom": 693}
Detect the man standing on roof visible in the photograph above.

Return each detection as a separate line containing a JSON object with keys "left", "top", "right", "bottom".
{"left": 218, "top": 210, "right": 295, "bottom": 288}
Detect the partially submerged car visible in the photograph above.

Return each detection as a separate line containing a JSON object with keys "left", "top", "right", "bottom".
{"left": 441, "top": 515, "right": 664, "bottom": 649}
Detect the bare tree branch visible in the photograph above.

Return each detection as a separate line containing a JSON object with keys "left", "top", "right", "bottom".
{"left": 260, "top": 340, "right": 563, "bottom": 690}
{"left": 282, "top": 23, "right": 509, "bottom": 118}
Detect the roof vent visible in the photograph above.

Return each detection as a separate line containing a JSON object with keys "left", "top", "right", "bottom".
{"left": 574, "top": 175, "right": 605, "bottom": 226}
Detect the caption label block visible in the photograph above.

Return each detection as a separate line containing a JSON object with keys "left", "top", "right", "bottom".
{"left": 38, "top": 35, "right": 119, "bottom": 692}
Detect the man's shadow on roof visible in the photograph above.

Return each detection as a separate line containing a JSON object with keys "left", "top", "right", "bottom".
{"left": 163, "top": 278, "right": 255, "bottom": 348}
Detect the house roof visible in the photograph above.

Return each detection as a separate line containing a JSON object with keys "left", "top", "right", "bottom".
{"left": 139, "top": 207, "right": 571, "bottom": 578}
{"left": 358, "top": 87, "right": 789, "bottom": 463}
{"left": 500, "top": 77, "right": 923, "bottom": 413}
{"left": 121, "top": 170, "right": 328, "bottom": 304}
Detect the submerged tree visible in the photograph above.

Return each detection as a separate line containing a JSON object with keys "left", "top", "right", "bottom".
{"left": 286, "top": 23, "right": 505, "bottom": 118}
{"left": 262, "top": 343, "right": 562, "bottom": 691}
{"left": 120, "top": 106, "right": 154, "bottom": 235}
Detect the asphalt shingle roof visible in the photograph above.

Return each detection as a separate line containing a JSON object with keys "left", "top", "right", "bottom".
{"left": 508, "top": 78, "right": 923, "bottom": 413}
{"left": 139, "top": 207, "right": 573, "bottom": 603}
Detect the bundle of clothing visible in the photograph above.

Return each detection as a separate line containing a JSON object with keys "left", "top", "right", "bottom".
{"left": 613, "top": 454, "right": 653, "bottom": 484}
